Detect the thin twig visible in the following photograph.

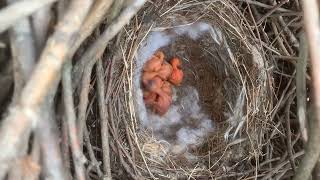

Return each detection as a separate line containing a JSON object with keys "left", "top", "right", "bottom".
{"left": 269, "top": 0, "right": 299, "bottom": 49}
{"left": 0, "top": 0, "right": 93, "bottom": 177}
{"left": 285, "top": 93, "right": 296, "bottom": 172}
{"left": 293, "top": 0, "right": 320, "bottom": 179}
{"left": 277, "top": 16, "right": 299, "bottom": 48}
{"left": 271, "top": 20, "right": 290, "bottom": 56}
{"left": 240, "top": 0, "right": 293, "bottom": 12}
{"left": 84, "top": 126, "right": 103, "bottom": 177}
{"left": 276, "top": 21, "right": 294, "bottom": 55}
{"left": 262, "top": 151, "right": 304, "bottom": 180}
{"left": 256, "top": 0, "right": 289, "bottom": 25}
{"left": 62, "top": 61, "right": 86, "bottom": 180}
{"left": 96, "top": 59, "right": 112, "bottom": 179}
{"left": 0, "top": 0, "right": 57, "bottom": 33}
{"left": 269, "top": 17, "right": 300, "bottom": 50}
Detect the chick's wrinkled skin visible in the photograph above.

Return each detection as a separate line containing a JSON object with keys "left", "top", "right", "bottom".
{"left": 152, "top": 90, "right": 172, "bottom": 115}
{"left": 161, "top": 81, "right": 172, "bottom": 96}
{"left": 143, "top": 76, "right": 164, "bottom": 92}
{"left": 143, "top": 91, "right": 157, "bottom": 106}
{"left": 141, "top": 52, "right": 183, "bottom": 116}
{"left": 169, "top": 57, "right": 183, "bottom": 86}
{"left": 142, "top": 81, "right": 172, "bottom": 115}
{"left": 157, "top": 61, "right": 173, "bottom": 80}
{"left": 143, "top": 51, "right": 165, "bottom": 72}
{"left": 153, "top": 51, "right": 165, "bottom": 60}
{"left": 142, "top": 71, "right": 158, "bottom": 85}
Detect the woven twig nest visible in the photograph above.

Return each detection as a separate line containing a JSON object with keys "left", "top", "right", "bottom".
{"left": 111, "top": 0, "right": 272, "bottom": 178}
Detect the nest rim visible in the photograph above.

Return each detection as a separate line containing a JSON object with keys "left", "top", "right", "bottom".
{"left": 110, "top": 0, "right": 273, "bottom": 178}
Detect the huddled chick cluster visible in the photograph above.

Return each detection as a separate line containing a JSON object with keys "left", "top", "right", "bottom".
{"left": 142, "top": 51, "right": 183, "bottom": 115}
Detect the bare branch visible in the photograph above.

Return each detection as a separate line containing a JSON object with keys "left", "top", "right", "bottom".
{"left": 285, "top": 93, "right": 296, "bottom": 172}
{"left": 77, "top": 57, "right": 97, "bottom": 148}
{"left": 96, "top": 59, "right": 112, "bottom": 179}
{"left": 73, "top": 0, "right": 146, "bottom": 87}
{"left": 293, "top": 0, "right": 320, "bottom": 179}
{"left": 8, "top": 0, "right": 36, "bottom": 103}
{"left": 239, "top": 0, "right": 293, "bottom": 12}
{"left": 296, "top": 33, "right": 308, "bottom": 143}
{"left": 3, "top": 0, "right": 37, "bottom": 176}
{"left": 256, "top": 0, "right": 289, "bottom": 25}
{"left": 0, "top": 0, "right": 93, "bottom": 177}
{"left": 61, "top": 113, "right": 71, "bottom": 175}
{"left": 75, "top": 0, "right": 114, "bottom": 51}
{"left": 32, "top": 5, "right": 52, "bottom": 50}
{"left": 84, "top": 126, "right": 103, "bottom": 177}
{"left": 62, "top": 61, "right": 86, "bottom": 180}
{"left": 68, "top": 0, "right": 115, "bottom": 85}
{"left": 0, "top": 0, "right": 57, "bottom": 33}
{"left": 37, "top": 101, "right": 67, "bottom": 180}
{"left": 70, "top": 0, "right": 114, "bottom": 88}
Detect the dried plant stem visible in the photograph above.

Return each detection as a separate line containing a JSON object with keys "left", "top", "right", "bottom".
{"left": 96, "top": 59, "right": 112, "bottom": 179}
{"left": 293, "top": 0, "right": 320, "bottom": 179}
{"left": 62, "top": 61, "right": 86, "bottom": 180}
{"left": 0, "top": 0, "right": 57, "bottom": 33}
{"left": 108, "top": 106, "right": 140, "bottom": 180}
{"left": 0, "top": 0, "right": 93, "bottom": 177}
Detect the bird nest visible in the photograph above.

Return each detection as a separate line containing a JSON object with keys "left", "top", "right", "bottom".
{"left": 108, "top": 1, "right": 272, "bottom": 178}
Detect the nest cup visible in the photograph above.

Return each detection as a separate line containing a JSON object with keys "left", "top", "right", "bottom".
{"left": 113, "top": 1, "right": 271, "bottom": 178}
